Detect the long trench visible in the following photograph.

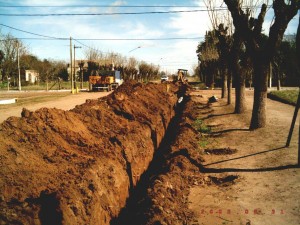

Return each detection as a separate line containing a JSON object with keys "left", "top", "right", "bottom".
{"left": 110, "top": 91, "right": 188, "bottom": 225}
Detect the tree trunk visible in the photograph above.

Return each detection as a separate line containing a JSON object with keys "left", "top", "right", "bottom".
{"left": 234, "top": 62, "right": 246, "bottom": 113}
{"left": 269, "top": 62, "right": 272, "bottom": 89}
{"left": 235, "top": 78, "right": 246, "bottom": 113}
{"left": 46, "top": 77, "right": 49, "bottom": 92}
{"left": 221, "top": 67, "right": 227, "bottom": 98}
{"left": 231, "top": 34, "right": 247, "bottom": 113}
{"left": 227, "top": 72, "right": 232, "bottom": 105}
{"left": 250, "top": 60, "right": 269, "bottom": 129}
{"left": 276, "top": 69, "right": 281, "bottom": 91}
{"left": 81, "top": 70, "right": 83, "bottom": 89}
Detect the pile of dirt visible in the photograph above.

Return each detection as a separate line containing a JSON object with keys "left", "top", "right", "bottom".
{"left": 208, "top": 175, "right": 239, "bottom": 186}
{"left": 0, "top": 81, "right": 180, "bottom": 225}
{"left": 204, "top": 148, "right": 237, "bottom": 155}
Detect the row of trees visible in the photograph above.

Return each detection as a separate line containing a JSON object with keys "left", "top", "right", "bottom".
{"left": 196, "top": 0, "right": 299, "bottom": 129}
{"left": 83, "top": 47, "right": 160, "bottom": 82}
{"left": 0, "top": 33, "right": 68, "bottom": 85}
{"left": 0, "top": 33, "right": 161, "bottom": 86}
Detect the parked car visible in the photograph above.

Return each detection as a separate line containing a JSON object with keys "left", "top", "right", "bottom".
{"left": 161, "top": 75, "right": 168, "bottom": 83}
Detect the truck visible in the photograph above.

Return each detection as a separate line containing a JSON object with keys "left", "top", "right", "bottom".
{"left": 89, "top": 70, "right": 123, "bottom": 92}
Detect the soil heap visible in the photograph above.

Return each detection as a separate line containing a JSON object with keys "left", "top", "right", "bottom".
{"left": 0, "top": 81, "right": 180, "bottom": 225}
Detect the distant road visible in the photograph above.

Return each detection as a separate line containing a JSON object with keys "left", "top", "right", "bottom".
{"left": 0, "top": 91, "right": 110, "bottom": 124}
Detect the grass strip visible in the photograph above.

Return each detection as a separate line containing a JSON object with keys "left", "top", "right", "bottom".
{"left": 268, "top": 90, "right": 299, "bottom": 106}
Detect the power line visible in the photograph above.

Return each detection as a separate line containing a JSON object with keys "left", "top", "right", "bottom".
{"left": 0, "top": 4, "right": 272, "bottom": 9}
{"left": 73, "top": 38, "right": 96, "bottom": 52}
{"left": 0, "top": 5, "right": 207, "bottom": 8}
{"left": 0, "top": 24, "right": 204, "bottom": 41}
{"left": 0, "top": 9, "right": 228, "bottom": 17}
{"left": 0, "top": 23, "right": 63, "bottom": 40}
{"left": 0, "top": 37, "right": 203, "bottom": 41}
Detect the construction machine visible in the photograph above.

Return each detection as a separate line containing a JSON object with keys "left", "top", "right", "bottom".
{"left": 89, "top": 70, "right": 123, "bottom": 91}
{"left": 177, "top": 69, "right": 188, "bottom": 83}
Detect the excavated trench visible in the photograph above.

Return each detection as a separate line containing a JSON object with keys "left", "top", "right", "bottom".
{"left": 0, "top": 81, "right": 191, "bottom": 225}
{"left": 111, "top": 87, "right": 188, "bottom": 225}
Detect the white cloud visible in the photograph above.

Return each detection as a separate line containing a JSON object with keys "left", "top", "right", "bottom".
{"left": 160, "top": 40, "right": 199, "bottom": 73}
{"left": 127, "top": 22, "right": 163, "bottom": 37}
{"left": 169, "top": 11, "right": 211, "bottom": 36}
{"left": 111, "top": 0, "right": 127, "bottom": 7}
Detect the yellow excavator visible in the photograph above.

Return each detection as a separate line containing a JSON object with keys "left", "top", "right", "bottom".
{"left": 177, "top": 69, "right": 188, "bottom": 83}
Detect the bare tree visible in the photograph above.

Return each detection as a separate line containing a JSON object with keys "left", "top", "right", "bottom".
{"left": 204, "top": 0, "right": 234, "bottom": 100}
{"left": 124, "top": 57, "right": 138, "bottom": 80}
{"left": 84, "top": 46, "right": 104, "bottom": 61}
{"left": 224, "top": 0, "right": 299, "bottom": 129}
{"left": 197, "top": 30, "right": 219, "bottom": 88}
{"left": 0, "top": 33, "right": 27, "bottom": 84}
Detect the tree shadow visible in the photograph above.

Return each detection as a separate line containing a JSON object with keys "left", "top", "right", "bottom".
{"left": 170, "top": 147, "right": 299, "bottom": 174}
{"left": 209, "top": 128, "right": 250, "bottom": 135}
{"left": 200, "top": 164, "right": 299, "bottom": 173}
{"left": 201, "top": 112, "right": 235, "bottom": 121}
{"left": 211, "top": 103, "right": 229, "bottom": 108}
{"left": 203, "top": 145, "right": 300, "bottom": 172}
{"left": 204, "top": 146, "right": 286, "bottom": 166}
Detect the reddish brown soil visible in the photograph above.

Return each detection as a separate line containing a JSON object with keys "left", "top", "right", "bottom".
{"left": 1, "top": 85, "right": 299, "bottom": 225}
{"left": 111, "top": 89, "right": 299, "bottom": 225}
{"left": 188, "top": 90, "right": 300, "bottom": 225}
{"left": 0, "top": 81, "right": 179, "bottom": 225}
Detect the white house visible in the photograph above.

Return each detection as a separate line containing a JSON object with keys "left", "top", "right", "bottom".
{"left": 25, "top": 70, "right": 39, "bottom": 83}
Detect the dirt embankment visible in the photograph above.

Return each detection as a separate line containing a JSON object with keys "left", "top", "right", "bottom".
{"left": 0, "top": 81, "right": 180, "bottom": 225}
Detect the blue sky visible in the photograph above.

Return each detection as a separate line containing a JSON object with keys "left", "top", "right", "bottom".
{"left": 0, "top": 0, "right": 299, "bottom": 75}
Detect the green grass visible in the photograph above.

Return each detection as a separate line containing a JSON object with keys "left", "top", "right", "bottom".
{"left": 16, "top": 93, "right": 71, "bottom": 104}
{"left": 198, "top": 136, "right": 209, "bottom": 148}
{"left": 193, "top": 118, "right": 212, "bottom": 148}
{"left": 193, "top": 118, "right": 211, "bottom": 134}
{"left": 0, "top": 92, "right": 72, "bottom": 110}
{"left": 268, "top": 90, "right": 299, "bottom": 106}
{"left": 0, "top": 81, "right": 90, "bottom": 91}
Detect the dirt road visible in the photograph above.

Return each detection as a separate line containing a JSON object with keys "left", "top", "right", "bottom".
{"left": 0, "top": 91, "right": 110, "bottom": 123}
{"left": 189, "top": 90, "right": 300, "bottom": 225}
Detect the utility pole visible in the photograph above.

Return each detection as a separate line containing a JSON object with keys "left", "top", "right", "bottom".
{"left": 286, "top": 88, "right": 300, "bottom": 165}
{"left": 16, "top": 41, "right": 21, "bottom": 91}
{"left": 70, "top": 37, "right": 73, "bottom": 93}
{"left": 78, "top": 61, "right": 84, "bottom": 89}
{"left": 74, "top": 45, "right": 81, "bottom": 92}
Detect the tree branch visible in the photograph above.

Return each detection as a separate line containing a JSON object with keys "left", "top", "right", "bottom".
{"left": 267, "top": 0, "right": 299, "bottom": 58}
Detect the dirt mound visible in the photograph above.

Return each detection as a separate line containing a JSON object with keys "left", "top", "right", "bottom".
{"left": 0, "top": 81, "right": 180, "bottom": 225}
{"left": 209, "top": 175, "right": 239, "bottom": 186}
{"left": 204, "top": 148, "right": 237, "bottom": 155}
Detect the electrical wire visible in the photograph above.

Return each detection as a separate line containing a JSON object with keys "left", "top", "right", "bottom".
{"left": 1, "top": 37, "right": 203, "bottom": 41}
{"left": 0, "top": 24, "right": 204, "bottom": 41}
{"left": 0, "top": 9, "right": 228, "bottom": 16}
{"left": 0, "top": 4, "right": 272, "bottom": 9}
{"left": 0, "top": 23, "right": 64, "bottom": 40}
{"left": 0, "top": 5, "right": 207, "bottom": 8}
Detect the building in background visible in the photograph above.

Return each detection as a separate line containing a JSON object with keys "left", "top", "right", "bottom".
{"left": 25, "top": 70, "right": 39, "bottom": 83}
